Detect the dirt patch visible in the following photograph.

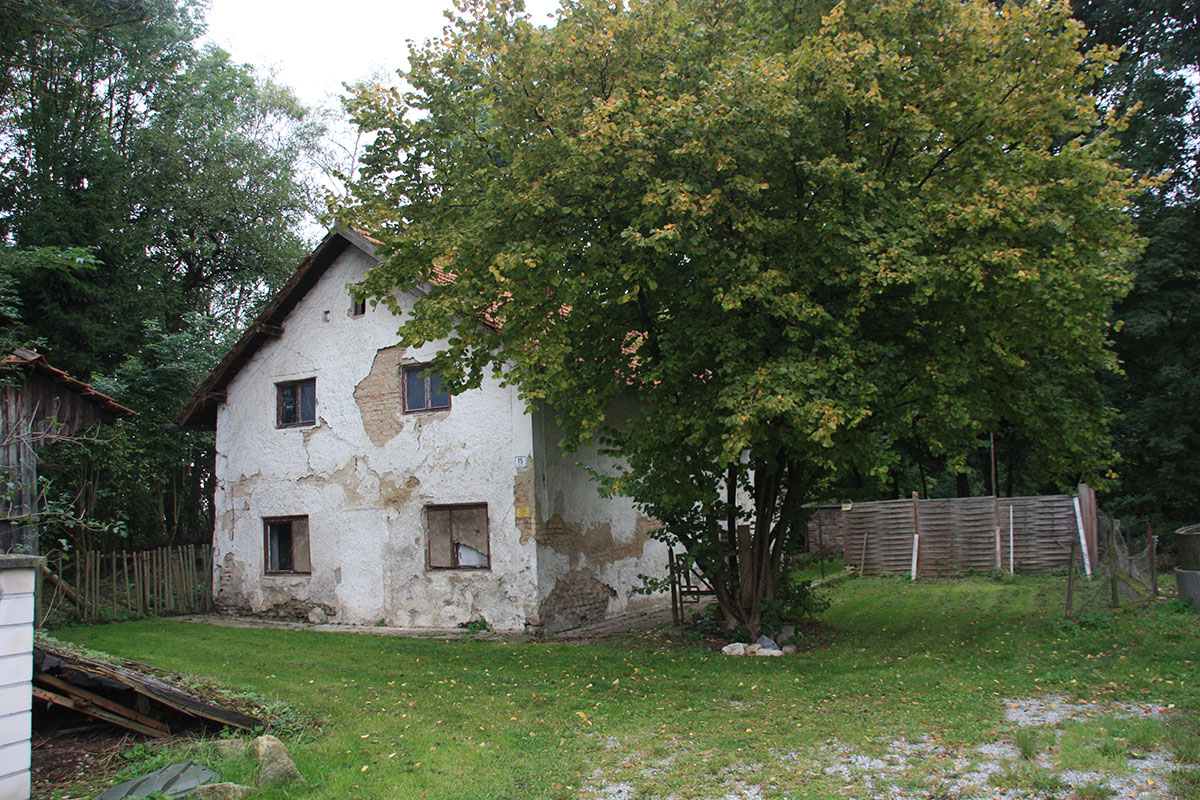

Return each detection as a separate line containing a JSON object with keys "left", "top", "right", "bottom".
{"left": 31, "top": 729, "right": 167, "bottom": 798}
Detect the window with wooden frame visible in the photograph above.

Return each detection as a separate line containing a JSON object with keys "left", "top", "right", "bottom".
{"left": 402, "top": 364, "right": 450, "bottom": 413}
{"left": 276, "top": 378, "right": 316, "bottom": 427}
{"left": 427, "top": 504, "right": 489, "bottom": 569}
{"left": 264, "top": 516, "right": 311, "bottom": 574}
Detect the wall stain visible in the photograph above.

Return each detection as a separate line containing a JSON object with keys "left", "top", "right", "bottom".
{"left": 513, "top": 461, "right": 536, "bottom": 545}
{"left": 380, "top": 474, "right": 421, "bottom": 509}
{"left": 298, "top": 456, "right": 366, "bottom": 505}
{"left": 540, "top": 513, "right": 648, "bottom": 566}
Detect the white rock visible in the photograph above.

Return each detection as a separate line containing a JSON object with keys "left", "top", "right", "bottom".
{"left": 757, "top": 648, "right": 784, "bottom": 657}
{"left": 721, "top": 642, "right": 746, "bottom": 656}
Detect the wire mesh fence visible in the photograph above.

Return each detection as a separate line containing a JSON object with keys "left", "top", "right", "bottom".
{"left": 1065, "top": 517, "right": 1158, "bottom": 619}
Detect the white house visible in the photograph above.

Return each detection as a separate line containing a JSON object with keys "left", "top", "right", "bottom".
{"left": 177, "top": 229, "right": 670, "bottom": 633}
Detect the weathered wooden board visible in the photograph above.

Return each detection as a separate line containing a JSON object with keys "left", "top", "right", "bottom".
{"left": 34, "top": 640, "right": 263, "bottom": 733}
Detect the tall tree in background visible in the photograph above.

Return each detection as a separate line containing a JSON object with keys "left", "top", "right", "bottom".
{"left": 1073, "top": 0, "right": 1200, "bottom": 532}
{"left": 0, "top": 0, "right": 324, "bottom": 549}
{"left": 343, "top": 0, "right": 1139, "bottom": 632}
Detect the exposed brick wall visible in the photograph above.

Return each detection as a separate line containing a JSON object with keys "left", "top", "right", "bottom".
{"left": 539, "top": 570, "right": 616, "bottom": 633}
{"left": 215, "top": 597, "right": 337, "bottom": 623}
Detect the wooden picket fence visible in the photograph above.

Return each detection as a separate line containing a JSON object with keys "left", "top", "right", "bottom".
{"left": 805, "top": 485, "right": 1099, "bottom": 578}
{"left": 51, "top": 544, "right": 213, "bottom": 621}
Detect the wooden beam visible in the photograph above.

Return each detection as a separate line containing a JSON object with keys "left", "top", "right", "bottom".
{"left": 32, "top": 686, "right": 168, "bottom": 738}
{"left": 34, "top": 672, "right": 169, "bottom": 734}
{"left": 40, "top": 563, "right": 80, "bottom": 607}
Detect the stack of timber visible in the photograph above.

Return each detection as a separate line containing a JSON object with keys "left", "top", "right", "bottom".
{"left": 33, "top": 639, "right": 262, "bottom": 737}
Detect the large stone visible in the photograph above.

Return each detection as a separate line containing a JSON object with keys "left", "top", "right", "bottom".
{"left": 247, "top": 734, "right": 281, "bottom": 761}
{"left": 721, "top": 642, "right": 746, "bottom": 656}
{"left": 213, "top": 739, "right": 247, "bottom": 759}
{"left": 745, "top": 644, "right": 762, "bottom": 655}
{"left": 249, "top": 734, "right": 304, "bottom": 785}
{"left": 307, "top": 607, "right": 327, "bottom": 624}
{"left": 192, "top": 783, "right": 253, "bottom": 800}
{"left": 782, "top": 644, "right": 798, "bottom": 655}
{"left": 755, "top": 635, "right": 779, "bottom": 650}
{"left": 756, "top": 648, "right": 784, "bottom": 657}
{"left": 776, "top": 625, "right": 796, "bottom": 644}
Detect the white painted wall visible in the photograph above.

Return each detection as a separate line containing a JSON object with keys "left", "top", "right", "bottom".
{"left": 532, "top": 404, "right": 671, "bottom": 632}
{"left": 213, "top": 246, "right": 539, "bottom": 631}
{"left": 0, "top": 557, "right": 36, "bottom": 800}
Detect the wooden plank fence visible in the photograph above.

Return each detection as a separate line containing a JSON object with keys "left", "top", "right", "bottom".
{"left": 48, "top": 544, "right": 213, "bottom": 622}
{"left": 806, "top": 486, "right": 1098, "bottom": 578}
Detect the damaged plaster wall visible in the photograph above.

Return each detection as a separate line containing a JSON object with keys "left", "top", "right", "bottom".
{"left": 531, "top": 403, "right": 670, "bottom": 633}
{"left": 213, "top": 246, "right": 539, "bottom": 630}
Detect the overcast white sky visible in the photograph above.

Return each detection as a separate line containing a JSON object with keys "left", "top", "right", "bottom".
{"left": 205, "top": 0, "right": 562, "bottom": 108}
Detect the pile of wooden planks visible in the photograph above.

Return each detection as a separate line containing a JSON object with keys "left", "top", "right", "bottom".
{"left": 33, "top": 639, "right": 262, "bottom": 737}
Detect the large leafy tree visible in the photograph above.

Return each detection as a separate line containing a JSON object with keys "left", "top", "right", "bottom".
{"left": 1072, "top": 0, "right": 1200, "bottom": 533}
{"left": 1, "top": 1, "right": 320, "bottom": 375}
{"left": 1, "top": 0, "right": 324, "bottom": 550}
{"left": 342, "top": 0, "right": 1140, "bottom": 631}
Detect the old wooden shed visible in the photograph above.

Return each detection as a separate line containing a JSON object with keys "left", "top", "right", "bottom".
{"left": 0, "top": 349, "right": 134, "bottom": 554}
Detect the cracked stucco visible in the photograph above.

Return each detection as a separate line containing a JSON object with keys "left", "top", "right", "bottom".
{"left": 211, "top": 246, "right": 540, "bottom": 630}
{"left": 208, "top": 243, "right": 670, "bottom": 633}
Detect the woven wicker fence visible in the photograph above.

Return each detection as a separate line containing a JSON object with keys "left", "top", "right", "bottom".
{"left": 806, "top": 486, "right": 1097, "bottom": 577}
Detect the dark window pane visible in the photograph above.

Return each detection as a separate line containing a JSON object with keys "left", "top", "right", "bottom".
{"left": 405, "top": 368, "right": 428, "bottom": 411}
{"left": 428, "top": 373, "right": 450, "bottom": 409}
{"left": 279, "top": 385, "right": 297, "bottom": 424}
{"left": 298, "top": 381, "right": 316, "bottom": 423}
{"left": 268, "top": 522, "right": 293, "bottom": 571}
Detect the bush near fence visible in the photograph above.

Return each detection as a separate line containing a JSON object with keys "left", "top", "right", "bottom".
{"left": 806, "top": 485, "right": 1099, "bottom": 578}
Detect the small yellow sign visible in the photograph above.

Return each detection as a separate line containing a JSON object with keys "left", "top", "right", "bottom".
{"left": 515, "top": 506, "right": 532, "bottom": 519}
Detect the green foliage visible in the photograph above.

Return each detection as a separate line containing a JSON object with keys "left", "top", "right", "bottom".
{"left": 1075, "top": 782, "right": 1115, "bottom": 800}
{"left": 1073, "top": 0, "right": 1200, "bottom": 534}
{"left": 989, "top": 762, "right": 1065, "bottom": 793}
{"left": 0, "top": 0, "right": 325, "bottom": 552}
{"left": 342, "top": 0, "right": 1140, "bottom": 633}
{"left": 1012, "top": 727, "right": 1042, "bottom": 760}
{"left": 759, "top": 576, "right": 828, "bottom": 634}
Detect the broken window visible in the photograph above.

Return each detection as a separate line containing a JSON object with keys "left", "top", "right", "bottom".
{"left": 264, "top": 516, "right": 311, "bottom": 574}
{"left": 277, "top": 378, "right": 316, "bottom": 427}
{"left": 427, "top": 504, "right": 489, "bottom": 569}
{"left": 402, "top": 364, "right": 450, "bottom": 413}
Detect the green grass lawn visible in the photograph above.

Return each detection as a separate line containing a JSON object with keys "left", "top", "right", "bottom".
{"left": 49, "top": 575, "right": 1199, "bottom": 800}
